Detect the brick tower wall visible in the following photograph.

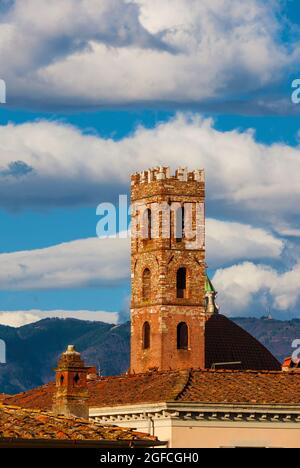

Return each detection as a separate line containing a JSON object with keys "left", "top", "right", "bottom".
{"left": 130, "top": 167, "right": 206, "bottom": 374}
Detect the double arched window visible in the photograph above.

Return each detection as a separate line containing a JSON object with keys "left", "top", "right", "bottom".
{"left": 177, "top": 322, "right": 188, "bottom": 350}
{"left": 143, "top": 321, "right": 151, "bottom": 349}
{"left": 142, "top": 268, "right": 151, "bottom": 301}
{"left": 176, "top": 267, "right": 187, "bottom": 298}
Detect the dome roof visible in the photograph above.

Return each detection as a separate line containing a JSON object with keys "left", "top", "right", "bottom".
{"left": 205, "top": 314, "right": 281, "bottom": 371}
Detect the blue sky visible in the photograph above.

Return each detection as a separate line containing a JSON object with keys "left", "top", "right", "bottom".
{"left": 0, "top": 0, "right": 300, "bottom": 326}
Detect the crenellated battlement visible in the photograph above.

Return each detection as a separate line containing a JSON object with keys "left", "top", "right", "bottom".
{"left": 131, "top": 166, "right": 205, "bottom": 186}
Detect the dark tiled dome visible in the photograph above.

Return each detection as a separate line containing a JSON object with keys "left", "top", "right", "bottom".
{"left": 205, "top": 314, "right": 281, "bottom": 371}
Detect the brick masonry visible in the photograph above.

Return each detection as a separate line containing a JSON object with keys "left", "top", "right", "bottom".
{"left": 53, "top": 345, "right": 89, "bottom": 419}
{"left": 130, "top": 167, "right": 206, "bottom": 373}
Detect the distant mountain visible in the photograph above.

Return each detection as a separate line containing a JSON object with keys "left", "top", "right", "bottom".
{"left": 0, "top": 316, "right": 298, "bottom": 394}
{"left": 0, "top": 318, "right": 130, "bottom": 394}
{"left": 233, "top": 316, "right": 300, "bottom": 365}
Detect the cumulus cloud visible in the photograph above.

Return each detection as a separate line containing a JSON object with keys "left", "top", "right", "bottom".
{"left": 206, "top": 219, "right": 284, "bottom": 267}
{"left": 213, "top": 260, "right": 300, "bottom": 315}
{"left": 0, "top": 0, "right": 299, "bottom": 108}
{"left": 0, "top": 310, "right": 118, "bottom": 327}
{"left": 0, "top": 115, "right": 299, "bottom": 230}
{"left": 0, "top": 237, "right": 129, "bottom": 290}
{"left": 0, "top": 219, "right": 283, "bottom": 291}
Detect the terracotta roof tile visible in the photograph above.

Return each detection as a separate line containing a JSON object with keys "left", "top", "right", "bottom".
{"left": 89, "top": 369, "right": 191, "bottom": 407}
{"left": 177, "top": 370, "right": 300, "bottom": 405}
{"left": 4, "top": 369, "right": 300, "bottom": 409}
{"left": 4, "top": 370, "right": 190, "bottom": 409}
{"left": 0, "top": 404, "right": 157, "bottom": 442}
{"left": 4, "top": 382, "right": 55, "bottom": 411}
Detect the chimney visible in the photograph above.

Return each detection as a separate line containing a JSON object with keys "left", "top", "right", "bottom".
{"left": 53, "top": 345, "right": 89, "bottom": 419}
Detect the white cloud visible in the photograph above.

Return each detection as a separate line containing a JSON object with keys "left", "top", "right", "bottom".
{"left": 0, "top": 310, "right": 118, "bottom": 327}
{"left": 0, "top": 0, "right": 299, "bottom": 107}
{"left": 273, "top": 223, "right": 300, "bottom": 238}
{"left": 213, "top": 260, "right": 300, "bottom": 315}
{"left": 0, "top": 311, "right": 41, "bottom": 328}
{"left": 206, "top": 219, "right": 284, "bottom": 267}
{"left": 0, "top": 218, "right": 283, "bottom": 291}
{"left": 0, "top": 237, "right": 130, "bottom": 290}
{"left": 0, "top": 115, "right": 299, "bottom": 228}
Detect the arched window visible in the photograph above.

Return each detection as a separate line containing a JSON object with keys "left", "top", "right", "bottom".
{"left": 143, "top": 208, "right": 152, "bottom": 239}
{"left": 175, "top": 206, "right": 185, "bottom": 241}
{"left": 74, "top": 373, "right": 80, "bottom": 385}
{"left": 142, "top": 268, "right": 151, "bottom": 300}
{"left": 177, "top": 322, "right": 188, "bottom": 350}
{"left": 177, "top": 267, "right": 187, "bottom": 298}
{"left": 143, "top": 321, "right": 151, "bottom": 349}
{"left": 60, "top": 374, "right": 64, "bottom": 386}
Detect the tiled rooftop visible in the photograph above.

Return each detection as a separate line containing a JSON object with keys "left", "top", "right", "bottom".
{"left": 0, "top": 404, "right": 157, "bottom": 443}
{"left": 177, "top": 369, "right": 300, "bottom": 405}
{"left": 4, "top": 368, "right": 300, "bottom": 410}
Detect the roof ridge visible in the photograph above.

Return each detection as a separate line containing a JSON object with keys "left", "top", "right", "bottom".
{"left": 94, "top": 369, "right": 186, "bottom": 381}
{"left": 172, "top": 369, "right": 193, "bottom": 401}
{"left": 4, "top": 381, "right": 55, "bottom": 400}
{"left": 190, "top": 368, "right": 286, "bottom": 375}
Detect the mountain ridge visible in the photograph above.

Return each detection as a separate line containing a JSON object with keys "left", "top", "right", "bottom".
{"left": 0, "top": 316, "right": 298, "bottom": 394}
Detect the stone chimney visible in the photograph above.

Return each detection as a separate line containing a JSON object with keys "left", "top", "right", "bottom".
{"left": 53, "top": 345, "right": 89, "bottom": 419}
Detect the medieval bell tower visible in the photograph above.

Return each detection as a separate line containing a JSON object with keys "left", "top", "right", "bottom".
{"left": 130, "top": 167, "right": 206, "bottom": 373}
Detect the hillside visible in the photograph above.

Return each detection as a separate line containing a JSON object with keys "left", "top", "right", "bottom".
{"left": 0, "top": 318, "right": 130, "bottom": 394}
{"left": 0, "top": 316, "right": 298, "bottom": 394}
{"left": 233, "top": 316, "right": 299, "bottom": 365}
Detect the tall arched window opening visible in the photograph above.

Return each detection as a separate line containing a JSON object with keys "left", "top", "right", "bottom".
{"left": 143, "top": 322, "right": 151, "bottom": 349}
{"left": 177, "top": 322, "right": 188, "bottom": 349}
{"left": 176, "top": 267, "right": 187, "bottom": 298}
